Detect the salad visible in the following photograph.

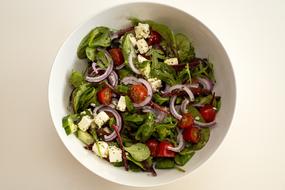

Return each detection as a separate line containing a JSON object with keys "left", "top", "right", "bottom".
{"left": 62, "top": 18, "right": 221, "bottom": 175}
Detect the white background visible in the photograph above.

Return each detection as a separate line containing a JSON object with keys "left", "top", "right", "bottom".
{"left": 1, "top": 0, "right": 285, "bottom": 189}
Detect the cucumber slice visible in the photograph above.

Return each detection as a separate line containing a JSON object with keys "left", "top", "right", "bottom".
{"left": 76, "top": 130, "right": 94, "bottom": 145}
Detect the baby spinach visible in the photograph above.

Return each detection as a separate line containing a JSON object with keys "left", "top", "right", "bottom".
{"left": 124, "top": 113, "right": 145, "bottom": 125}
{"left": 115, "top": 84, "right": 129, "bottom": 94}
{"left": 213, "top": 96, "right": 221, "bottom": 111}
{"left": 69, "top": 71, "right": 85, "bottom": 88}
{"left": 175, "top": 151, "right": 195, "bottom": 166}
{"left": 125, "top": 143, "right": 150, "bottom": 162}
{"left": 175, "top": 33, "right": 195, "bottom": 62}
{"left": 153, "top": 93, "right": 169, "bottom": 105}
{"left": 188, "top": 105, "right": 205, "bottom": 122}
{"left": 135, "top": 113, "right": 155, "bottom": 142}
{"left": 126, "top": 154, "right": 145, "bottom": 170}
{"left": 77, "top": 27, "right": 111, "bottom": 59}
{"left": 125, "top": 96, "right": 135, "bottom": 113}
{"left": 72, "top": 83, "right": 96, "bottom": 113}
{"left": 191, "top": 59, "right": 215, "bottom": 82}
{"left": 85, "top": 47, "right": 96, "bottom": 61}
{"left": 118, "top": 67, "right": 132, "bottom": 79}
{"left": 155, "top": 158, "right": 175, "bottom": 169}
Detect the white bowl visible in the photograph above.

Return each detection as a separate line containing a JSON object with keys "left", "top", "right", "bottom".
{"left": 48, "top": 2, "right": 236, "bottom": 187}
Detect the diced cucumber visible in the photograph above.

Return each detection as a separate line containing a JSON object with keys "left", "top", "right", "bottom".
{"left": 62, "top": 115, "right": 78, "bottom": 135}
{"left": 76, "top": 130, "right": 94, "bottom": 145}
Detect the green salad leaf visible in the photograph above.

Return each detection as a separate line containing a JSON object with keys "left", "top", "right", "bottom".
{"left": 126, "top": 154, "right": 145, "bottom": 170}
{"left": 153, "top": 93, "right": 169, "bottom": 105}
{"left": 175, "top": 151, "right": 195, "bottom": 166}
{"left": 69, "top": 71, "right": 85, "bottom": 88}
{"left": 122, "top": 33, "right": 135, "bottom": 64}
{"left": 124, "top": 113, "right": 145, "bottom": 125}
{"left": 155, "top": 158, "right": 175, "bottom": 169}
{"left": 135, "top": 113, "right": 155, "bottom": 142}
{"left": 72, "top": 83, "right": 96, "bottom": 113}
{"left": 192, "top": 128, "right": 210, "bottom": 150}
{"left": 175, "top": 33, "right": 195, "bottom": 62}
{"left": 125, "top": 143, "right": 150, "bottom": 162}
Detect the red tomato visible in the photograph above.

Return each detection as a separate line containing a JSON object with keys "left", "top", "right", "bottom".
{"left": 109, "top": 48, "right": 124, "bottom": 66}
{"left": 130, "top": 84, "right": 148, "bottom": 104}
{"left": 97, "top": 87, "right": 112, "bottom": 105}
{"left": 147, "top": 31, "right": 161, "bottom": 45}
{"left": 183, "top": 127, "right": 200, "bottom": 143}
{"left": 146, "top": 139, "right": 159, "bottom": 157}
{"left": 179, "top": 113, "right": 194, "bottom": 129}
{"left": 200, "top": 105, "right": 216, "bottom": 122}
{"left": 156, "top": 140, "right": 176, "bottom": 157}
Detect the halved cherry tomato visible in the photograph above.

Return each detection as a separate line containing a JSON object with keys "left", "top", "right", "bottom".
{"left": 97, "top": 87, "right": 112, "bottom": 105}
{"left": 147, "top": 31, "right": 161, "bottom": 45}
{"left": 183, "top": 127, "right": 200, "bottom": 143}
{"left": 179, "top": 113, "right": 194, "bottom": 129}
{"left": 156, "top": 140, "right": 176, "bottom": 157}
{"left": 199, "top": 105, "right": 216, "bottom": 122}
{"left": 146, "top": 139, "right": 159, "bottom": 157}
{"left": 130, "top": 84, "right": 148, "bottom": 104}
{"left": 109, "top": 48, "right": 124, "bottom": 66}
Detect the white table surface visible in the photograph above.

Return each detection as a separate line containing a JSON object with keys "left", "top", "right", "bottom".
{"left": 1, "top": 0, "right": 285, "bottom": 189}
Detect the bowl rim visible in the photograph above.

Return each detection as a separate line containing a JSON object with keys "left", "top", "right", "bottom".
{"left": 48, "top": 1, "right": 237, "bottom": 187}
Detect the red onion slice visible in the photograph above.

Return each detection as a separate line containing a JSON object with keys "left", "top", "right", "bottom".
{"left": 167, "top": 129, "right": 185, "bottom": 152}
{"left": 92, "top": 62, "right": 99, "bottom": 74}
{"left": 165, "top": 85, "right": 194, "bottom": 102}
{"left": 181, "top": 99, "right": 190, "bottom": 114}
{"left": 170, "top": 96, "right": 182, "bottom": 120}
{"left": 194, "top": 120, "right": 216, "bottom": 128}
{"left": 142, "top": 106, "right": 166, "bottom": 123}
{"left": 121, "top": 76, "right": 138, "bottom": 85}
{"left": 115, "top": 63, "right": 125, "bottom": 70}
{"left": 197, "top": 77, "right": 214, "bottom": 91}
{"left": 86, "top": 49, "right": 114, "bottom": 83}
{"left": 128, "top": 50, "right": 141, "bottom": 74}
{"left": 108, "top": 71, "right": 118, "bottom": 87}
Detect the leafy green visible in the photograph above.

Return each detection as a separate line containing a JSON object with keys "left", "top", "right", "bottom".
{"left": 118, "top": 67, "right": 132, "bottom": 79}
{"left": 195, "top": 94, "right": 213, "bottom": 105}
{"left": 175, "top": 33, "right": 195, "bottom": 62}
{"left": 72, "top": 83, "right": 96, "bottom": 113}
{"left": 69, "top": 71, "right": 85, "bottom": 88}
{"left": 188, "top": 105, "right": 205, "bottom": 122}
{"left": 108, "top": 117, "right": 116, "bottom": 128}
{"left": 213, "top": 96, "right": 221, "bottom": 111}
{"left": 129, "top": 162, "right": 142, "bottom": 172}
{"left": 153, "top": 93, "right": 169, "bottom": 105}
{"left": 77, "top": 27, "right": 111, "bottom": 59}
{"left": 121, "top": 33, "right": 135, "bottom": 64}
{"left": 192, "top": 128, "right": 210, "bottom": 150}
{"left": 126, "top": 154, "right": 145, "bottom": 170}
{"left": 96, "top": 50, "right": 110, "bottom": 68}
{"left": 125, "top": 143, "right": 150, "bottom": 162}
{"left": 125, "top": 96, "right": 135, "bottom": 113}
{"left": 154, "top": 115, "right": 177, "bottom": 140}
{"left": 112, "top": 162, "right": 123, "bottom": 167}
{"left": 135, "top": 113, "right": 155, "bottom": 142}
{"left": 191, "top": 59, "right": 215, "bottom": 82}
{"left": 177, "top": 64, "right": 191, "bottom": 83}
{"left": 155, "top": 158, "right": 175, "bottom": 169}
{"left": 85, "top": 47, "right": 96, "bottom": 61}
{"left": 115, "top": 84, "right": 129, "bottom": 94}
{"left": 175, "top": 151, "right": 195, "bottom": 166}
{"left": 124, "top": 113, "right": 145, "bottom": 125}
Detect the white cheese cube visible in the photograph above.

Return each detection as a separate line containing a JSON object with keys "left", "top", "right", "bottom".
{"left": 137, "top": 55, "right": 148, "bottom": 63}
{"left": 136, "top": 39, "right": 149, "bottom": 54}
{"left": 164, "top": 58, "right": 179, "bottom": 65}
{"left": 92, "top": 141, "right": 109, "bottom": 158}
{"left": 116, "top": 96, "right": 126, "bottom": 112}
{"left": 140, "top": 63, "right": 151, "bottom": 78}
{"left": 128, "top": 33, "right": 137, "bottom": 47}
{"left": 135, "top": 23, "right": 150, "bottom": 39}
{"left": 148, "top": 78, "right": 162, "bottom": 92}
{"left": 108, "top": 146, "right": 122, "bottom": 163}
{"left": 94, "top": 111, "right": 110, "bottom": 128}
{"left": 78, "top": 116, "right": 92, "bottom": 131}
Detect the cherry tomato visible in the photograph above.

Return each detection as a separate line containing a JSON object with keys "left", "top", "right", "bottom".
{"left": 179, "top": 113, "right": 194, "bottom": 129}
{"left": 156, "top": 140, "right": 176, "bottom": 157}
{"left": 183, "top": 127, "right": 200, "bottom": 143}
{"left": 130, "top": 84, "right": 148, "bottom": 104}
{"left": 147, "top": 31, "right": 161, "bottom": 45}
{"left": 199, "top": 105, "right": 216, "bottom": 122}
{"left": 146, "top": 139, "right": 159, "bottom": 157}
{"left": 97, "top": 87, "right": 112, "bottom": 105}
{"left": 109, "top": 48, "right": 124, "bottom": 66}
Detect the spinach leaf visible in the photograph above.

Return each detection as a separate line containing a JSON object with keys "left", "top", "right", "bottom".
{"left": 153, "top": 93, "right": 169, "bottom": 105}
{"left": 135, "top": 113, "right": 155, "bottom": 142}
{"left": 115, "top": 84, "right": 129, "bottom": 94}
{"left": 155, "top": 123, "right": 176, "bottom": 141}
{"left": 112, "top": 161, "right": 123, "bottom": 167}
{"left": 77, "top": 27, "right": 111, "bottom": 59}
{"left": 188, "top": 105, "right": 205, "bottom": 122}
{"left": 69, "top": 71, "right": 85, "bottom": 88}
{"left": 175, "top": 151, "right": 195, "bottom": 166}
{"left": 126, "top": 154, "right": 145, "bottom": 170}
{"left": 118, "top": 67, "right": 132, "bottom": 79}
{"left": 88, "top": 27, "right": 111, "bottom": 48}
{"left": 175, "top": 33, "right": 195, "bottom": 62}
{"left": 195, "top": 94, "right": 213, "bottom": 106}
{"left": 213, "top": 96, "right": 221, "bottom": 111}
{"left": 191, "top": 59, "right": 215, "bottom": 82}
{"left": 72, "top": 83, "right": 96, "bottom": 113}
{"left": 121, "top": 33, "right": 135, "bottom": 64}
{"left": 192, "top": 128, "right": 210, "bottom": 150}
{"left": 124, "top": 113, "right": 146, "bottom": 125}
{"left": 85, "top": 47, "right": 96, "bottom": 61}
{"left": 125, "top": 143, "right": 150, "bottom": 162}
{"left": 125, "top": 96, "right": 135, "bottom": 113}
{"left": 177, "top": 64, "right": 191, "bottom": 83}
{"left": 129, "top": 162, "right": 142, "bottom": 172}
{"left": 155, "top": 158, "right": 175, "bottom": 169}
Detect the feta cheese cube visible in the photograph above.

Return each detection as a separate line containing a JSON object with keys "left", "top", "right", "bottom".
{"left": 94, "top": 111, "right": 110, "bottom": 128}
{"left": 140, "top": 63, "right": 151, "bottom": 78}
{"left": 128, "top": 33, "right": 137, "bottom": 47}
{"left": 92, "top": 141, "right": 109, "bottom": 158}
{"left": 137, "top": 54, "right": 148, "bottom": 63}
{"left": 78, "top": 116, "right": 92, "bottom": 131}
{"left": 164, "top": 58, "right": 179, "bottom": 65}
{"left": 148, "top": 78, "right": 162, "bottom": 92}
{"left": 136, "top": 39, "right": 149, "bottom": 54}
{"left": 116, "top": 96, "right": 126, "bottom": 112}
{"left": 108, "top": 146, "right": 122, "bottom": 162}
{"left": 135, "top": 23, "right": 150, "bottom": 39}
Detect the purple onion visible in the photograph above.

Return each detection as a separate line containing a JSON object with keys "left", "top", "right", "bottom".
{"left": 167, "top": 129, "right": 185, "bottom": 152}
{"left": 197, "top": 77, "right": 214, "bottom": 91}
{"left": 194, "top": 120, "right": 216, "bottom": 128}
{"left": 181, "top": 99, "right": 190, "bottom": 114}
{"left": 108, "top": 71, "right": 118, "bottom": 87}
{"left": 170, "top": 96, "right": 182, "bottom": 120}
{"left": 128, "top": 50, "right": 141, "bottom": 74}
